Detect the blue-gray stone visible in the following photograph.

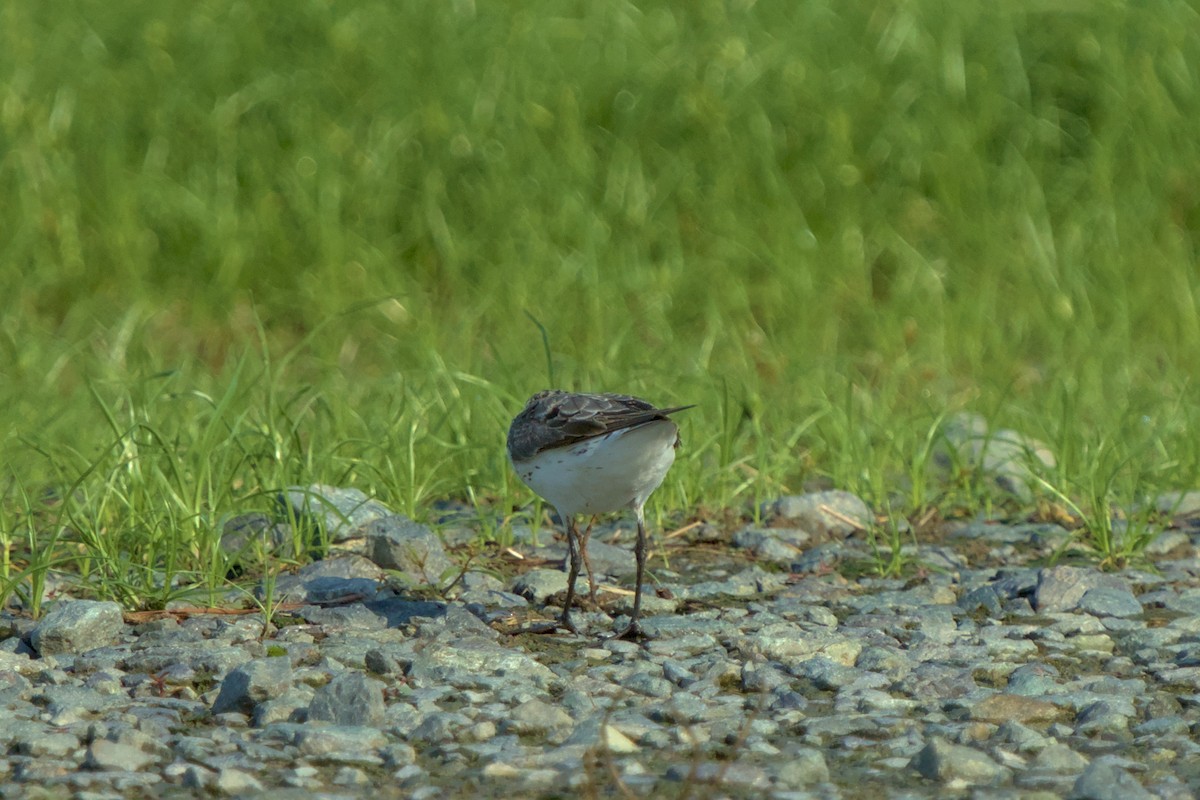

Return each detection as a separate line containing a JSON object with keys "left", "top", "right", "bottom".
{"left": 30, "top": 600, "right": 124, "bottom": 656}
{"left": 211, "top": 657, "right": 293, "bottom": 715}
{"left": 1077, "top": 586, "right": 1142, "bottom": 618}
{"left": 760, "top": 490, "right": 871, "bottom": 535}
{"left": 1069, "top": 757, "right": 1153, "bottom": 800}
{"left": 366, "top": 515, "right": 455, "bottom": 587}
{"left": 308, "top": 671, "right": 385, "bottom": 727}
{"left": 281, "top": 484, "right": 392, "bottom": 542}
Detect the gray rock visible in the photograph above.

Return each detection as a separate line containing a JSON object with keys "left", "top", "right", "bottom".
{"left": 774, "top": 746, "right": 830, "bottom": 786}
{"left": 792, "top": 656, "right": 859, "bottom": 691}
{"left": 624, "top": 671, "right": 674, "bottom": 698}
{"left": 912, "top": 737, "right": 1010, "bottom": 785}
{"left": 302, "top": 603, "right": 389, "bottom": 630}
{"left": 458, "top": 588, "right": 530, "bottom": 610}
{"left": 1077, "top": 586, "right": 1142, "bottom": 618}
{"left": 29, "top": 600, "right": 124, "bottom": 656}
{"left": 760, "top": 490, "right": 871, "bottom": 535}
{"left": 282, "top": 484, "right": 393, "bottom": 542}
{"left": 731, "top": 527, "right": 808, "bottom": 561}
{"left": 409, "top": 710, "right": 474, "bottom": 743}
{"left": 10, "top": 728, "right": 79, "bottom": 757}
{"left": 1132, "top": 714, "right": 1188, "bottom": 736}
{"left": 665, "top": 761, "right": 770, "bottom": 789}
{"left": 213, "top": 767, "right": 265, "bottom": 794}
{"left": 1069, "top": 757, "right": 1153, "bottom": 800}
{"left": 405, "top": 638, "right": 558, "bottom": 689}
{"left": 1144, "top": 530, "right": 1190, "bottom": 555}
{"left": 936, "top": 412, "right": 1055, "bottom": 500}
{"left": 1033, "top": 566, "right": 1127, "bottom": 613}
{"left": 992, "top": 719, "right": 1051, "bottom": 752}
{"left": 501, "top": 698, "right": 573, "bottom": 736}
{"left": 220, "top": 513, "right": 298, "bottom": 563}
{"left": 36, "top": 684, "right": 128, "bottom": 724}
{"left": 308, "top": 671, "right": 385, "bottom": 727}
{"left": 266, "top": 554, "right": 384, "bottom": 604}
{"left": 252, "top": 686, "right": 313, "bottom": 726}
{"left": 361, "top": 597, "right": 448, "bottom": 627}
{"left": 790, "top": 542, "right": 845, "bottom": 573}
{"left": 1033, "top": 742, "right": 1089, "bottom": 773}
{"left": 1073, "top": 700, "right": 1132, "bottom": 734}
{"left": 958, "top": 585, "right": 1005, "bottom": 617}
{"left": 1155, "top": 490, "right": 1200, "bottom": 517}
{"left": 85, "top": 739, "right": 158, "bottom": 771}
{"left": 211, "top": 657, "right": 293, "bottom": 715}
{"left": 120, "top": 643, "right": 251, "bottom": 676}
{"left": 366, "top": 515, "right": 456, "bottom": 587}
{"left": 510, "top": 568, "right": 570, "bottom": 603}
{"left": 1006, "top": 662, "right": 1062, "bottom": 695}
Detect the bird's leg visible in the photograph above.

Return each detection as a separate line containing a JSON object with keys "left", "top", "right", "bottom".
{"left": 610, "top": 505, "right": 649, "bottom": 640}
{"left": 579, "top": 515, "right": 599, "bottom": 606}
{"left": 560, "top": 516, "right": 581, "bottom": 633}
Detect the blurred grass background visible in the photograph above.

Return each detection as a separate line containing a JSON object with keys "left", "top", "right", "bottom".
{"left": 2, "top": 0, "right": 1199, "bottom": 604}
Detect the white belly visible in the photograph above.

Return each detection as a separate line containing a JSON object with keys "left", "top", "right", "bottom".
{"left": 511, "top": 420, "right": 678, "bottom": 517}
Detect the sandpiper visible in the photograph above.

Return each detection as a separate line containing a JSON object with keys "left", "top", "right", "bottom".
{"left": 507, "top": 390, "right": 693, "bottom": 637}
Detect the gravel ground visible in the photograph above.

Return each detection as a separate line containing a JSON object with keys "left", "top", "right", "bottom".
{"left": 3, "top": 481, "right": 1200, "bottom": 799}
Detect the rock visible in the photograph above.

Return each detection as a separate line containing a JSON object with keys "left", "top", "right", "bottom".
{"left": 501, "top": 698, "right": 573, "bottom": 736}
{"left": 912, "top": 737, "right": 1010, "bottom": 785}
{"left": 308, "top": 671, "right": 385, "bottom": 727}
{"left": 1154, "top": 490, "right": 1200, "bottom": 517}
{"left": 1033, "top": 743, "right": 1089, "bottom": 773}
{"left": 970, "top": 693, "right": 1063, "bottom": 724}
{"left": 10, "top": 728, "right": 79, "bottom": 757}
{"left": 409, "top": 711, "right": 473, "bottom": 743}
{"left": 1033, "top": 566, "right": 1127, "bottom": 613}
{"left": 760, "top": 490, "right": 871, "bottom": 535}
{"left": 211, "top": 656, "right": 293, "bottom": 716}
{"left": 1006, "top": 662, "right": 1062, "bottom": 695}
{"left": 1077, "top": 586, "right": 1142, "bottom": 618}
{"left": 563, "top": 717, "right": 639, "bottom": 753}
{"left": 266, "top": 555, "right": 384, "bottom": 604}
{"left": 366, "top": 515, "right": 455, "bottom": 586}
{"left": 1143, "top": 530, "right": 1190, "bottom": 555}
{"left": 510, "top": 568, "right": 570, "bottom": 603}
{"left": 29, "top": 600, "right": 124, "bottom": 656}
{"left": 85, "top": 739, "right": 158, "bottom": 771}
{"left": 1070, "top": 757, "right": 1153, "bottom": 800}
{"left": 213, "top": 767, "right": 264, "bottom": 794}
{"left": 775, "top": 747, "right": 830, "bottom": 786}
{"left": 731, "top": 527, "right": 808, "bottom": 561}
{"left": 282, "top": 484, "right": 393, "bottom": 543}
{"left": 290, "top": 725, "right": 388, "bottom": 757}
{"left": 220, "top": 513, "right": 298, "bottom": 564}
{"left": 937, "top": 412, "right": 1055, "bottom": 501}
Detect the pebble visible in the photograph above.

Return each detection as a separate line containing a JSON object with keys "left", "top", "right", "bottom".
{"left": 1, "top": 487, "right": 1197, "bottom": 798}
{"left": 29, "top": 600, "right": 124, "bottom": 656}
{"left": 281, "top": 483, "right": 393, "bottom": 543}
{"left": 366, "top": 515, "right": 456, "bottom": 586}
{"left": 936, "top": 412, "right": 1056, "bottom": 501}
{"left": 760, "top": 490, "right": 872, "bottom": 535}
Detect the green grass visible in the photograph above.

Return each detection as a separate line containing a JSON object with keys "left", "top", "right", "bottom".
{"left": 2, "top": 0, "right": 1199, "bottom": 608}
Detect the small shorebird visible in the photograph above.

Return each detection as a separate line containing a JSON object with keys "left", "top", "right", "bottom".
{"left": 507, "top": 390, "right": 692, "bottom": 637}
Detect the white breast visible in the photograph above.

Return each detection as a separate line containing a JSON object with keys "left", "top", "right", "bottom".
{"left": 511, "top": 420, "right": 678, "bottom": 517}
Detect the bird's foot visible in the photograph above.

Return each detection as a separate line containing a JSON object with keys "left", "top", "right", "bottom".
{"left": 605, "top": 618, "right": 644, "bottom": 641}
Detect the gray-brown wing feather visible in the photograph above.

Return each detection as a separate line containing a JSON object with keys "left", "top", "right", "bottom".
{"left": 507, "top": 390, "right": 693, "bottom": 461}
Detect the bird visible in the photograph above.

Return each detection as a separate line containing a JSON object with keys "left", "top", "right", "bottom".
{"left": 507, "top": 390, "right": 693, "bottom": 637}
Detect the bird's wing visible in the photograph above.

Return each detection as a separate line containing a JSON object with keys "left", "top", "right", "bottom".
{"left": 508, "top": 391, "right": 693, "bottom": 460}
